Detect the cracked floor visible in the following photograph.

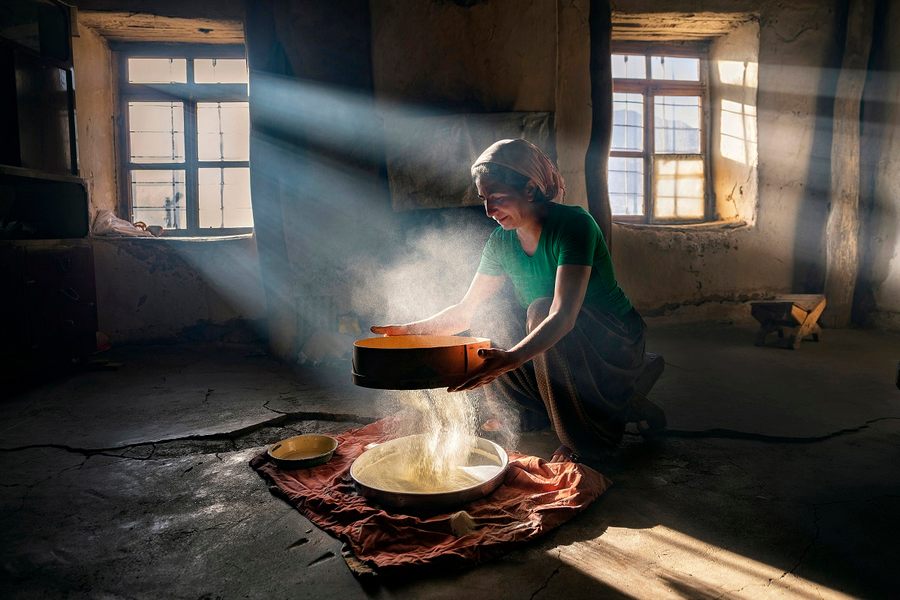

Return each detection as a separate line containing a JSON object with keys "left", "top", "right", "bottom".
{"left": 1, "top": 318, "right": 899, "bottom": 599}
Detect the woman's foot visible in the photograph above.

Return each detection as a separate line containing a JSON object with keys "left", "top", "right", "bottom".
{"left": 626, "top": 392, "right": 667, "bottom": 439}
{"left": 520, "top": 409, "right": 551, "bottom": 432}
{"left": 480, "top": 418, "right": 502, "bottom": 433}
{"left": 479, "top": 410, "right": 550, "bottom": 434}
{"left": 550, "top": 444, "right": 618, "bottom": 466}
{"left": 479, "top": 416, "right": 509, "bottom": 445}
{"left": 550, "top": 445, "right": 578, "bottom": 463}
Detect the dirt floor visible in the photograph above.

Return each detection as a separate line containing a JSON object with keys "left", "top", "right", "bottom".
{"left": 1, "top": 317, "right": 899, "bottom": 599}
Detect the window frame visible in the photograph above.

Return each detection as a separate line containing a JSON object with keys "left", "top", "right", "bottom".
{"left": 610, "top": 41, "right": 713, "bottom": 225}
{"left": 113, "top": 43, "right": 252, "bottom": 235}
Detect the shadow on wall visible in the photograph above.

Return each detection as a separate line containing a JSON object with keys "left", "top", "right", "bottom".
{"left": 789, "top": 2, "right": 847, "bottom": 296}
{"left": 856, "top": 0, "right": 900, "bottom": 328}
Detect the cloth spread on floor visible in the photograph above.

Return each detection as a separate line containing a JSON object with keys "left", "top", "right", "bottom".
{"left": 250, "top": 418, "right": 611, "bottom": 574}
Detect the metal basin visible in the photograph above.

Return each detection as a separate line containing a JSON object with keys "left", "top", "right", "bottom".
{"left": 350, "top": 434, "right": 509, "bottom": 511}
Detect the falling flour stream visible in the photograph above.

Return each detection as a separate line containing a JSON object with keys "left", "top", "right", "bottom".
{"left": 354, "top": 389, "right": 504, "bottom": 493}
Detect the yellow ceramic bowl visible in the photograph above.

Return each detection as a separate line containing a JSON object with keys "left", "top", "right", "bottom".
{"left": 267, "top": 434, "right": 338, "bottom": 469}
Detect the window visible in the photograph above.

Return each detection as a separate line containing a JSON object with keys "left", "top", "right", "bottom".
{"left": 117, "top": 45, "right": 252, "bottom": 234}
{"left": 609, "top": 45, "right": 710, "bottom": 223}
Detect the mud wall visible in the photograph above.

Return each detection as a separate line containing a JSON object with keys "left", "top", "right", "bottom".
{"left": 370, "top": 0, "right": 845, "bottom": 318}
{"left": 91, "top": 238, "right": 266, "bottom": 343}
{"left": 615, "top": 0, "right": 841, "bottom": 312}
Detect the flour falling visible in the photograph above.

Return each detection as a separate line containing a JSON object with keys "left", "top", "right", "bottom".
{"left": 352, "top": 388, "right": 507, "bottom": 494}
{"left": 404, "top": 388, "right": 476, "bottom": 487}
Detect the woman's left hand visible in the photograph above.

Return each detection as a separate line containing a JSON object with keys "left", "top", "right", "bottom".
{"left": 447, "top": 347, "right": 521, "bottom": 392}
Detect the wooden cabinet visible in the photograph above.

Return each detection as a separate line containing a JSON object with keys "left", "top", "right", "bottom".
{"left": 0, "top": 241, "right": 98, "bottom": 384}
{"left": 1, "top": 1, "right": 88, "bottom": 242}
{"left": 0, "top": 0, "right": 77, "bottom": 176}
{"left": 0, "top": 2, "right": 94, "bottom": 388}
{"left": 0, "top": 166, "right": 90, "bottom": 239}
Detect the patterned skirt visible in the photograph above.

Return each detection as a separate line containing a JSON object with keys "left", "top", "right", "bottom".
{"left": 476, "top": 297, "right": 647, "bottom": 457}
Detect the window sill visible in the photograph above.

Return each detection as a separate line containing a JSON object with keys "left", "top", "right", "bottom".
{"left": 613, "top": 219, "right": 748, "bottom": 233}
{"left": 91, "top": 232, "right": 254, "bottom": 242}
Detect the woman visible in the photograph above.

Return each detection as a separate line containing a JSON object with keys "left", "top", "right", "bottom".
{"left": 372, "top": 138, "right": 663, "bottom": 463}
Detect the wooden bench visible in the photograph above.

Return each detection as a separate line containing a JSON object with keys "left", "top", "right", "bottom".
{"left": 751, "top": 294, "right": 826, "bottom": 350}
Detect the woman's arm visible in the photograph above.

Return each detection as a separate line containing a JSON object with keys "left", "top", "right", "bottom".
{"left": 449, "top": 264, "right": 591, "bottom": 391}
{"left": 371, "top": 272, "right": 506, "bottom": 336}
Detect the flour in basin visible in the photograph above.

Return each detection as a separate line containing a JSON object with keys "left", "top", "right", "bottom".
{"left": 355, "top": 389, "right": 505, "bottom": 494}
{"left": 352, "top": 434, "right": 506, "bottom": 494}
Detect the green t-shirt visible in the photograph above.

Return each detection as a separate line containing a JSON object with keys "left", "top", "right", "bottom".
{"left": 477, "top": 203, "right": 633, "bottom": 317}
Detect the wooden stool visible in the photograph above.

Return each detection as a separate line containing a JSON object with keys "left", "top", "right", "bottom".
{"left": 751, "top": 294, "right": 826, "bottom": 350}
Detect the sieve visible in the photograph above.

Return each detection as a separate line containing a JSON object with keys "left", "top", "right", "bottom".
{"left": 352, "top": 335, "right": 490, "bottom": 390}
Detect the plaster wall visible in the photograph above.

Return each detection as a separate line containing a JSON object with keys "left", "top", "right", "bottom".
{"left": 370, "top": 0, "right": 843, "bottom": 315}
{"left": 91, "top": 238, "right": 266, "bottom": 343}
{"left": 71, "top": 20, "right": 118, "bottom": 221}
{"left": 371, "top": 0, "right": 556, "bottom": 112}
{"left": 371, "top": 0, "right": 589, "bottom": 202}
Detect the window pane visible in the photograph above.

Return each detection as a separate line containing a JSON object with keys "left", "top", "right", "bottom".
{"left": 651, "top": 56, "right": 700, "bottom": 81}
{"left": 654, "top": 158, "right": 704, "bottom": 219}
{"left": 199, "top": 168, "right": 253, "bottom": 228}
{"left": 612, "top": 93, "right": 643, "bottom": 152}
{"left": 131, "top": 170, "right": 186, "bottom": 228}
{"left": 197, "top": 102, "right": 250, "bottom": 161}
{"left": 128, "top": 102, "right": 185, "bottom": 163}
{"left": 128, "top": 58, "right": 187, "bottom": 83}
{"left": 608, "top": 157, "right": 644, "bottom": 216}
{"left": 611, "top": 54, "right": 646, "bottom": 79}
{"left": 654, "top": 96, "right": 701, "bottom": 154}
{"left": 194, "top": 59, "right": 249, "bottom": 83}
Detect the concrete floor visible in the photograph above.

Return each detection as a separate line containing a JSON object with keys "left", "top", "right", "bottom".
{"left": 2, "top": 318, "right": 899, "bottom": 599}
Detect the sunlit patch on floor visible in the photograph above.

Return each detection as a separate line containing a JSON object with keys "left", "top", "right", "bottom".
{"left": 555, "top": 526, "right": 849, "bottom": 599}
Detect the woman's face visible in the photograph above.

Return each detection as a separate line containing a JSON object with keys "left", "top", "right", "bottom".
{"left": 476, "top": 176, "right": 537, "bottom": 230}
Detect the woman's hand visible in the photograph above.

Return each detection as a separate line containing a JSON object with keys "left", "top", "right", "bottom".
{"left": 370, "top": 325, "right": 412, "bottom": 336}
{"left": 448, "top": 347, "right": 521, "bottom": 392}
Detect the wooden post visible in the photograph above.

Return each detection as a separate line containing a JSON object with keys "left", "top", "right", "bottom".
{"left": 585, "top": 0, "right": 613, "bottom": 250}
{"left": 824, "top": 0, "right": 875, "bottom": 328}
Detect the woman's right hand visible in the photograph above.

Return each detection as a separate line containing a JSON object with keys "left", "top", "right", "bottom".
{"left": 370, "top": 324, "right": 412, "bottom": 336}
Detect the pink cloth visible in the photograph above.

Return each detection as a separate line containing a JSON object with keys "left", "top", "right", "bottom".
{"left": 471, "top": 138, "right": 566, "bottom": 201}
{"left": 250, "top": 418, "right": 611, "bottom": 574}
